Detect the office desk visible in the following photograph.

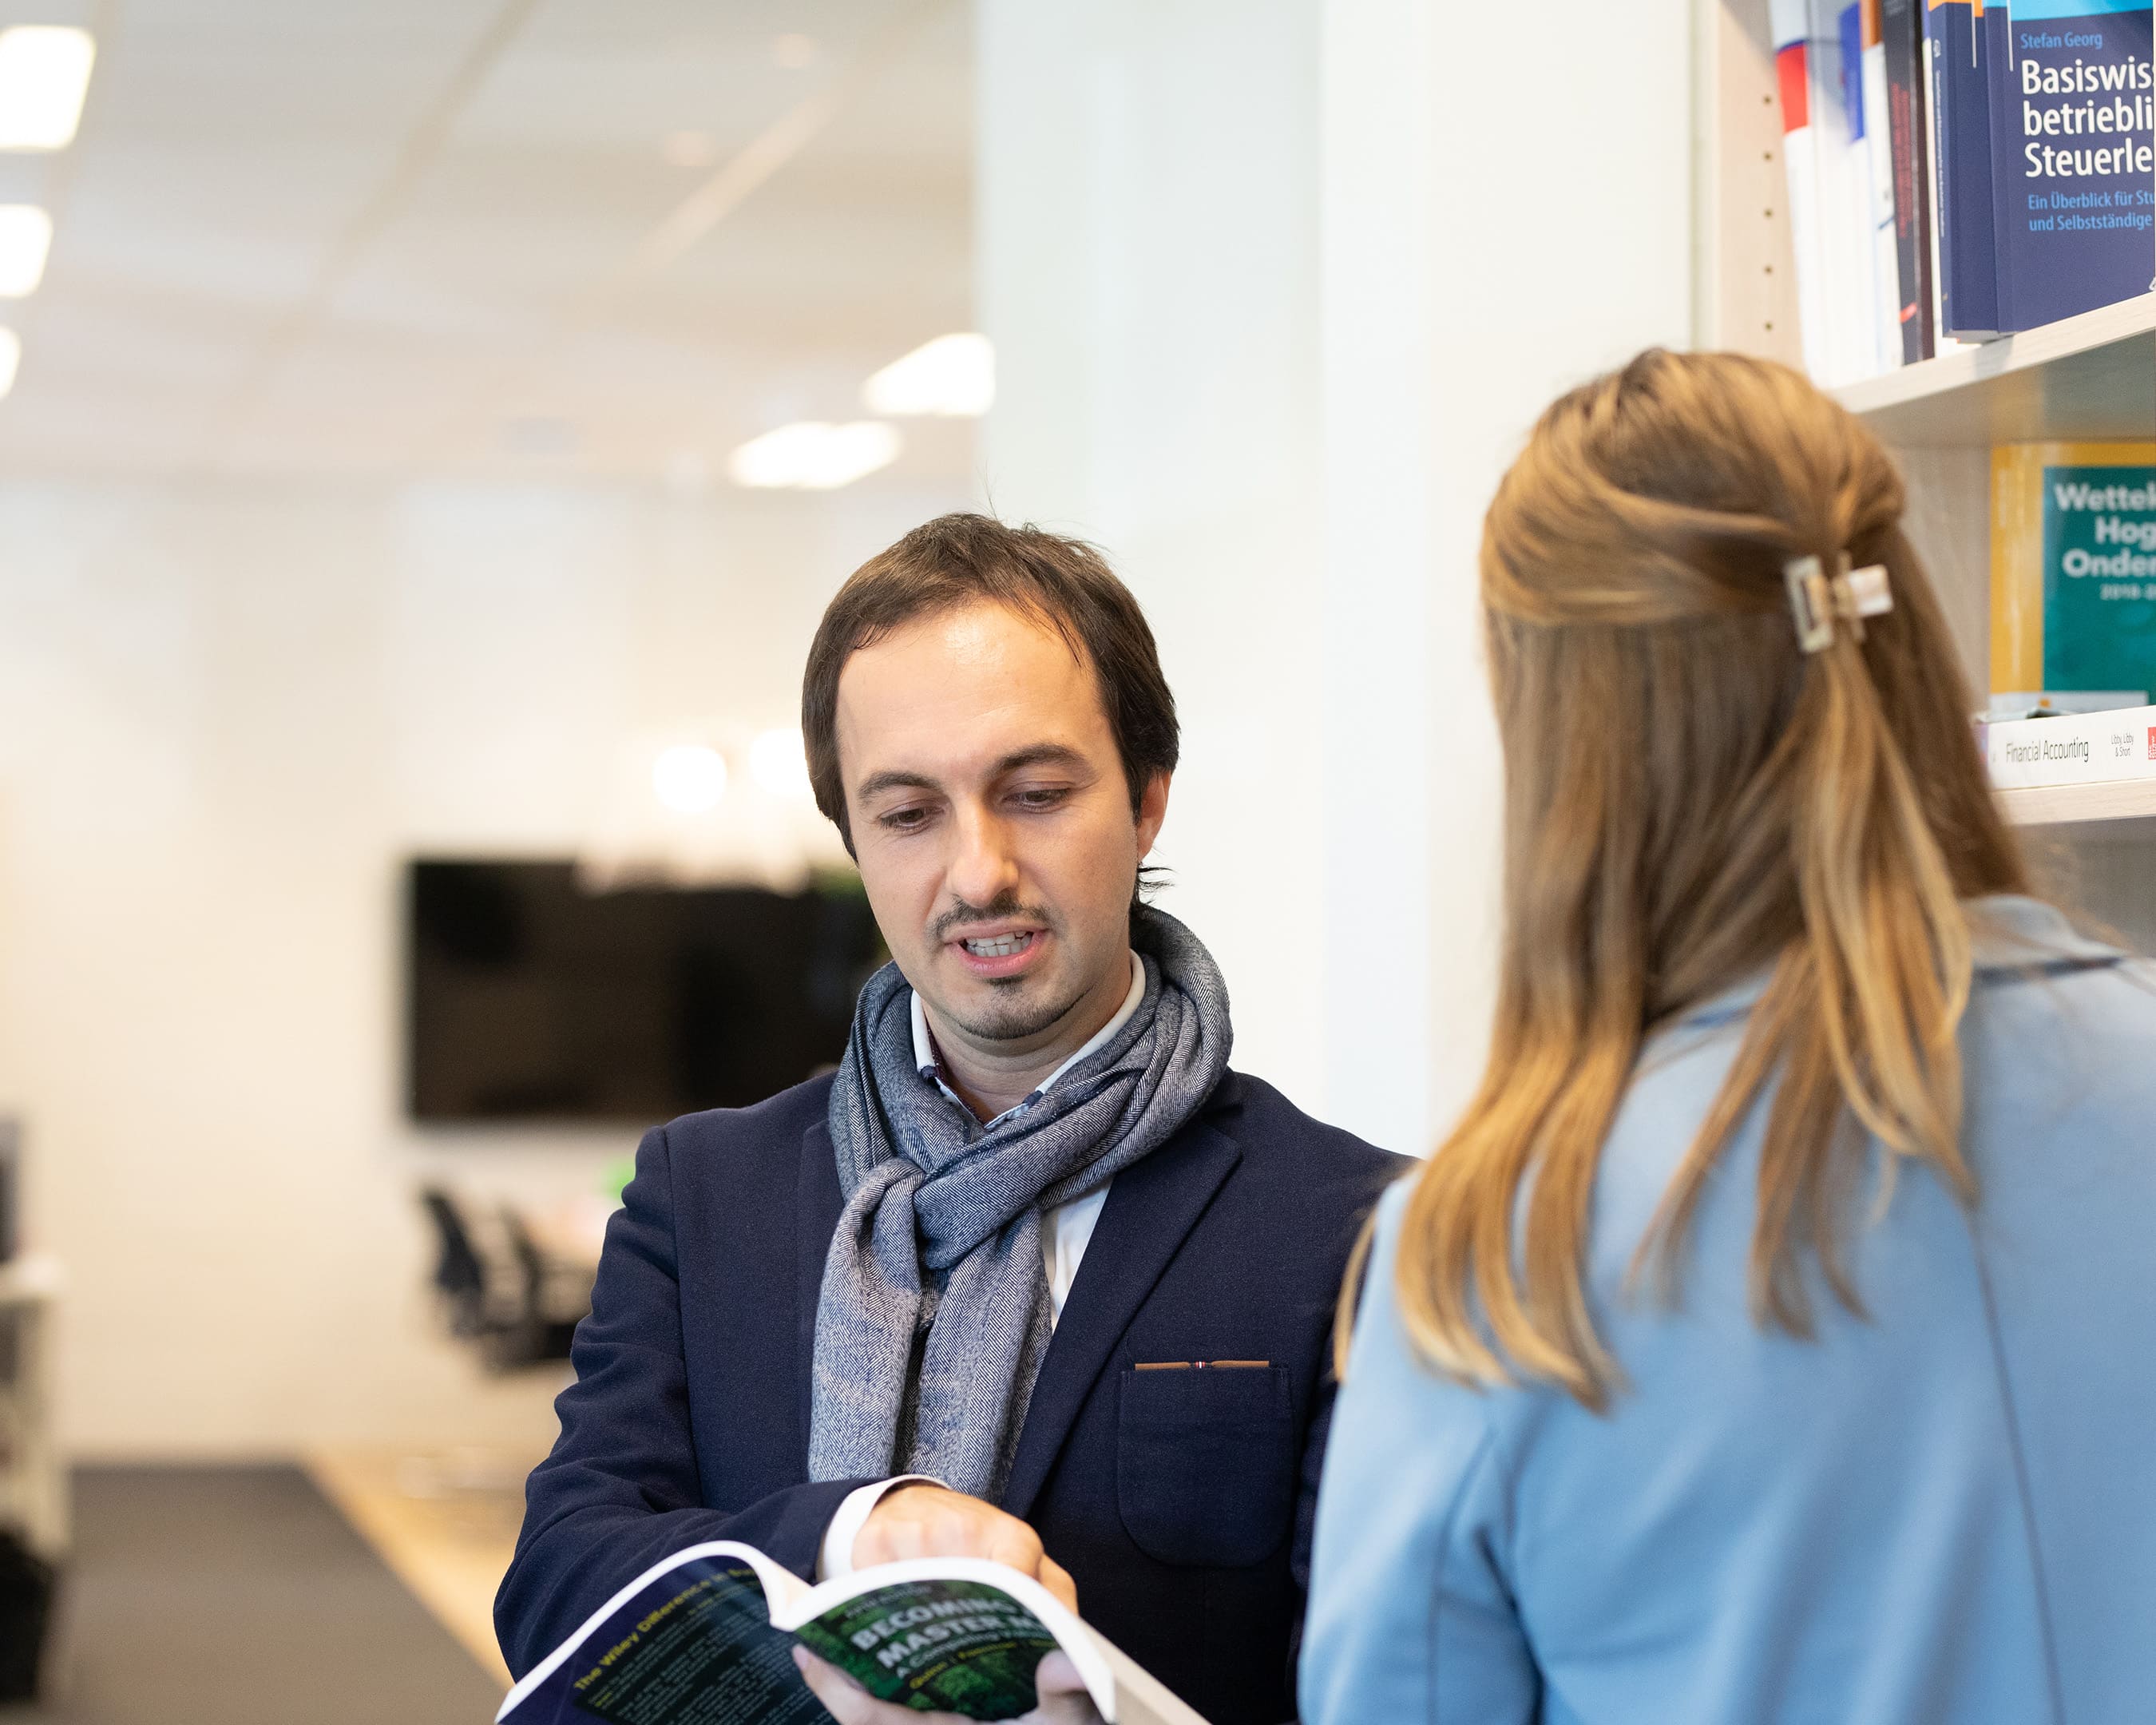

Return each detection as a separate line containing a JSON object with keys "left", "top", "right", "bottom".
{"left": 0, "top": 1254, "right": 65, "bottom": 1560}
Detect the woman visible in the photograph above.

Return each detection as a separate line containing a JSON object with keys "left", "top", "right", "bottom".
{"left": 1301, "top": 351, "right": 2156, "bottom": 1724}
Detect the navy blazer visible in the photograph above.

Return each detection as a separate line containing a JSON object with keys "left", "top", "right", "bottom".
{"left": 497, "top": 1067, "right": 1402, "bottom": 1725}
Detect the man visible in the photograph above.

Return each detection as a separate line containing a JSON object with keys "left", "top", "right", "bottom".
{"left": 496, "top": 514, "right": 1402, "bottom": 1724}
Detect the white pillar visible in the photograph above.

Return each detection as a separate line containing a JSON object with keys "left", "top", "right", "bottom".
{"left": 1392, "top": 0, "right": 1698, "bottom": 1143}
{"left": 977, "top": 1, "right": 1330, "bottom": 1112}
{"left": 978, "top": 1, "right": 1696, "bottom": 1152}
{"left": 1318, "top": 0, "right": 1441, "bottom": 1155}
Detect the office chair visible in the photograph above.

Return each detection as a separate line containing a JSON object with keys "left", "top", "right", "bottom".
{"left": 418, "top": 1187, "right": 495, "bottom": 1342}
{"left": 495, "top": 1206, "right": 589, "bottom": 1370}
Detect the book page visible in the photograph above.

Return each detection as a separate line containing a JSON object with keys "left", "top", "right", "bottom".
{"left": 497, "top": 1543, "right": 816, "bottom": 1723}
{"left": 1092, "top": 1637, "right": 1212, "bottom": 1725}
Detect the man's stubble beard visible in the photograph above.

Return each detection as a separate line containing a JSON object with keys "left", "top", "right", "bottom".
{"left": 941, "top": 970, "right": 1094, "bottom": 1046}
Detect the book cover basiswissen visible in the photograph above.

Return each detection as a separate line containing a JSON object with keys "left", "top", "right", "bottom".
{"left": 495, "top": 1542, "right": 1209, "bottom": 1725}
{"left": 1985, "top": 0, "right": 2156, "bottom": 332}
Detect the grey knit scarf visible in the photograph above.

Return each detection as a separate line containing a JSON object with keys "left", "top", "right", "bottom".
{"left": 807, "top": 906, "right": 1232, "bottom": 1503}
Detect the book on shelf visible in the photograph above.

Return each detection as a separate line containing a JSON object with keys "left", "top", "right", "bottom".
{"left": 1861, "top": 0, "right": 1912, "bottom": 361}
{"left": 1924, "top": 0, "right": 2004, "bottom": 340}
{"left": 1774, "top": 0, "right": 1834, "bottom": 379}
{"left": 1992, "top": 442, "right": 2156, "bottom": 699}
{"left": 1773, "top": 0, "right": 2154, "bottom": 376}
{"left": 1881, "top": 0, "right": 1938, "bottom": 360}
{"left": 1984, "top": 703, "right": 2156, "bottom": 787}
{"left": 1774, "top": 0, "right": 1896, "bottom": 382}
{"left": 496, "top": 1542, "right": 1211, "bottom": 1725}
{"left": 1987, "top": 0, "right": 2156, "bottom": 334}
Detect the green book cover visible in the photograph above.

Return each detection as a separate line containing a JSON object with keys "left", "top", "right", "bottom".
{"left": 792, "top": 1575, "right": 1062, "bottom": 1715}
{"left": 1992, "top": 444, "right": 2156, "bottom": 697}
{"left": 2043, "top": 464, "right": 2156, "bottom": 692}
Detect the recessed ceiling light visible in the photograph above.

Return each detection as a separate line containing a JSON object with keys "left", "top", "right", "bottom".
{"left": 0, "top": 206, "right": 53, "bottom": 297}
{"left": 728, "top": 422, "right": 827, "bottom": 489}
{"left": 0, "top": 327, "right": 18, "bottom": 400}
{"left": 772, "top": 34, "right": 818, "bottom": 69}
{"left": 750, "top": 728, "right": 814, "bottom": 799}
{"left": 795, "top": 422, "right": 901, "bottom": 489}
{"left": 660, "top": 128, "right": 719, "bottom": 169}
{"left": 0, "top": 27, "right": 96, "bottom": 152}
{"left": 727, "top": 422, "right": 902, "bottom": 490}
{"left": 652, "top": 744, "right": 728, "bottom": 815}
{"left": 862, "top": 333, "right": 995, "bottom": 418}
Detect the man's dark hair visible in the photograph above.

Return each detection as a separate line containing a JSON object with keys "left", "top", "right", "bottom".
{"left": 802, "top": 513, "right": 1179, "bottom": 852}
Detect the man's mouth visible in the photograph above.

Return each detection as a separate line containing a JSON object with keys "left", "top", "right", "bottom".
{"left": 958, "top": 931, "right": 1038, "bottom": 959}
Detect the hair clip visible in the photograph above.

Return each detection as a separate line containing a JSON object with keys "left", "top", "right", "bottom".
{"left": 1785, "top": 553, "right": 1892, "bottom": 654}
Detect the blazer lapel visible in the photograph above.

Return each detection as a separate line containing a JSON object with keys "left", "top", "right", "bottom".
{"left": 796, "top": 1120, "right": 845, "bottom": 1456}
{"left": 1000, "top": 1116, "right": 1243, "bottom": 1519}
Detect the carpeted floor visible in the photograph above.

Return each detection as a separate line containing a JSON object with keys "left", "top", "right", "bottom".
{"left": 0, "top": 1465, "right": 508, "bottom": 1725}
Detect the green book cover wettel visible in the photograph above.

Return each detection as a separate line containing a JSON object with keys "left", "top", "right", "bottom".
{"left": 1992, "top": 444, "right": 2156, "bottom": 699}
{"left": 497, "top": 1544, "right": 1211, "bottom": 1725}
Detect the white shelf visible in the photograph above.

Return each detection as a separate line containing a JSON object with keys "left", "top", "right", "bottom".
{"left": 1834, "top": 294, "right": 2156, "bottom": 449}
{"left": 1997, "top": 779, "right": 2156, "bottom": 829}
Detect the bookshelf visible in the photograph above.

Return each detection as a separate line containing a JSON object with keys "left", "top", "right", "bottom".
{"left": 1837, "top": 294, "right": 2156, "bottom": 449}
{"left": 1998, "top": 779, "right": 2156, "bottom": 829}
{"left": 1698, "top": 0, "right": 2156, "bottom": 938}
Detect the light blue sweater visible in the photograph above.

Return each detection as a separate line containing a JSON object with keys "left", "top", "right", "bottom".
{"left": 1302, "top": 897, "right": 2156, "bottom": 1725}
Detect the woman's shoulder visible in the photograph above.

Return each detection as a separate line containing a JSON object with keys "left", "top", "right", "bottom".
{"left": 1600, "top": 895, "right": 2156, "bottom": 1215}
{"left": 1958, "top": 895, "right": 2156, "bottom": 1141}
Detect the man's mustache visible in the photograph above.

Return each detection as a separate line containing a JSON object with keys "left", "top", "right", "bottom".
{"left": 931, "top": 892, "right": 1056, "bottom": 944}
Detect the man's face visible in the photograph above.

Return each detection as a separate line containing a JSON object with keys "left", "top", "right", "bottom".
{"left": 834, "top": 601, "right": 1168, "bottom": 1053}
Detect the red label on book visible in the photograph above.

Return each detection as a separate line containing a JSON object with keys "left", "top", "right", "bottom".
{"left": 2146, "top": 726, "right": 2155, "bottom": 761}
{"left": 1775, "top": 43, "right": 1809, "bottom": 133}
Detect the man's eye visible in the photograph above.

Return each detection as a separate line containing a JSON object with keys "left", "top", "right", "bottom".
{"left": 1013, "top": 787, "right": 1068, "bottom": 810}
{"left": 879, "top": 806, "right": 933, "bottom": 831}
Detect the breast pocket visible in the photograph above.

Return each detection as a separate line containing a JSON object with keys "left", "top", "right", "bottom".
{"left": 1116, "top": 1361, "right": 1297, "bottom": 1568}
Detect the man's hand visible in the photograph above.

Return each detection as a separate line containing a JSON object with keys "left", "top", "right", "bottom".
{"left": 791, "top": 1647, "right": 1102, "bottom": 1725}
{"left": 852, "top": 1484, "right": 1077, "bottom": 1612}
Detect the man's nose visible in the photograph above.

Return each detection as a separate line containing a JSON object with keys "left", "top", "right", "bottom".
{"left": 945, "top": 803, "right": 1021, "bottom": 908}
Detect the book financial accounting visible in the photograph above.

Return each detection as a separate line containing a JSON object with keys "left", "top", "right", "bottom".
{"left": 1983, "top": 702, "right": 2156, "bottom": 787}
{"left": 497, "top": 1542, "right": 1210, "bottom": 1725}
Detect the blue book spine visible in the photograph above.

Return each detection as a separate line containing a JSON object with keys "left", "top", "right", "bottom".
{"left": 1988, "top": 0, "right": 2156, "bottom": 332}
{"left": 1924, "top": 0, "right": 2003, "bottom": 335}
{"left": 1884, "top": 0, "right": 1937, "bottom": 359}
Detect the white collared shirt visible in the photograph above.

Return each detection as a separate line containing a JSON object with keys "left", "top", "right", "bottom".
{"left": 818, "top": 952, "right": 1146, "bottom": 1578}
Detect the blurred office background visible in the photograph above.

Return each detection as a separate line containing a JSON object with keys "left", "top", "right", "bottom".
{"left": 0, "top": 1, "right": 1693, "bottom": 1717}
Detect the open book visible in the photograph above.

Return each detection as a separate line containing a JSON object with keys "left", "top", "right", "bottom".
{"left": 497, "top": 1541, "right": 1210, "bottom": 1724}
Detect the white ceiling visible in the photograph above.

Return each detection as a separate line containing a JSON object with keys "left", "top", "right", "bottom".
{"left": 0, "top": 0, "right": 976, "bottom": 482}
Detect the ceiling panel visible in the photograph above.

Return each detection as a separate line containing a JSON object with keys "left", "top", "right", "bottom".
{"left": 0, "top": 0, "right": 975, "bottom": 484}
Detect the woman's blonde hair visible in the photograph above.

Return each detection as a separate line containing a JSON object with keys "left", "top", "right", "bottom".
{"left": 1370, "top": 349, "right": 2029, "bottom": 1408}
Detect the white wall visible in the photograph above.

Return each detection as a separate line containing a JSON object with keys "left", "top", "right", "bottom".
{"left": 1372, "top": 0, "right": 1700, "bottom": 1138}
{"left": 0, "top": 476, "right": 965, "bottom": 1457}
{"left": 977, "top": 1, "right": 1696, "bottom": 1154}
{"left": 977, "top": 0, "right": 1330, "bottom": 1114}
